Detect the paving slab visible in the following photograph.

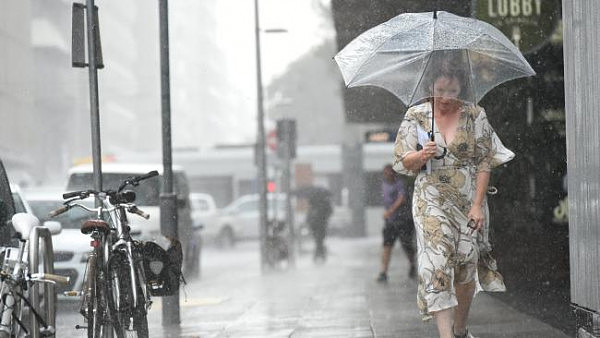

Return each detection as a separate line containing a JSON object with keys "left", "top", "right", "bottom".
{"left": 56, "top": 236, "right": 571, "bottom": 337}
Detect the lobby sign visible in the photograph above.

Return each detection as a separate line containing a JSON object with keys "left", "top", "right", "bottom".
{"left": 474, "top": 0, "right": 560, "bottom": 54}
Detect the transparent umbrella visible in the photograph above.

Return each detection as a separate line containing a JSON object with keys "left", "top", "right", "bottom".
{"left": 334, "top": 10, "right": 536, "bottom": 124}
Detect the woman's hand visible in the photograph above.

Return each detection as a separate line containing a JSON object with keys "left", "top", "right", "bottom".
{"left": 420, "top": 141, "right": 437, "bottom": 162}
{"left": 467, "top": 204, "right": 485, "bottom": 233}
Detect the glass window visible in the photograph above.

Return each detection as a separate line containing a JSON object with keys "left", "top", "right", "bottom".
{"left": 11, "top": 193, "right": 26, "bottom": 214}
{"left": 191, "top": 198, "right": 209, "bottom": 212}
{"left": 237, "top": 201, "right": 258, "bottom": 213}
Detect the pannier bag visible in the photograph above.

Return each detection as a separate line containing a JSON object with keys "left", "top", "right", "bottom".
{"left": 142, "top": 239, "right": 184, "bottom": 296}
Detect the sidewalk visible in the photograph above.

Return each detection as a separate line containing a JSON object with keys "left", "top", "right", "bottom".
{"left": 142, "top": 236, "right": 571, "bottom": 338}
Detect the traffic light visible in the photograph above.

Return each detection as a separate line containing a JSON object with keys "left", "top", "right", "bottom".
{"left": 276, "top": 119, "right": 297, "bottom": 159}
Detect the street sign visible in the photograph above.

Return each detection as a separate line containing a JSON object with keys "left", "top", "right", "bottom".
{"left": 276, "top": 119, "right": 297, "bottom": 159}
{"left": 474, "top": 0, "right": 560, "bottom": 54}
{"left": 266, "top": 130, "right": 277, "bottom": 151}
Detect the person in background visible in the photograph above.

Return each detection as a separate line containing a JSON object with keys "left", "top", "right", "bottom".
{"left": 377, "top": 164, "right": 416, "bottom": 283}
{"left": 295, "top": 185, "right": 333, "bottom": 263}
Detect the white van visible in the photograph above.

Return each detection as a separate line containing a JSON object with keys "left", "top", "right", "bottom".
{"left": 65, "top": 163, "right": 201, "bottom": 278}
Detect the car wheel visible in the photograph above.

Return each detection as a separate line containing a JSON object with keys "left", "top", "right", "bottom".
{"left": 218, "top": 227, "right": 235, "bottom": 249}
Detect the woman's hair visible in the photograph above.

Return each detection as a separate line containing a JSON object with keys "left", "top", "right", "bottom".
{"left": 429, "top": 56, "right": 467, "bottom": 89}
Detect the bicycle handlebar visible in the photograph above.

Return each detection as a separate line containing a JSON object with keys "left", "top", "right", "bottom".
{"left": 30, "top": 273, "right": 70, "bottom": 285}
{"left": 138, "top": 170, "right": 159, "bottom": 181}
{"left": 52, "top": 170, "right": 158, "bottom": 220}
{"left": 117, "top": 170, "right": 159, "bottom": 192}
{"left": 48, "top": 199, "right": 149, "bottom": 220}
{"left": 47, "top": 205, "right": 70, "bottom": 218}
{"left": 128, "top": 206, "right": 150, "bottom": 220}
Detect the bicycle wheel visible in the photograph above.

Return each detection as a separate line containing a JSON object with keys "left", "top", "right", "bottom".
{"left": 86, "top": 253, "right": 113, "bottom": 338}
{"left": 0, "top": 290, "right": 24, "bottom": 338}
{"left": 107, "top": 252, "right": 148, "bottom": 338}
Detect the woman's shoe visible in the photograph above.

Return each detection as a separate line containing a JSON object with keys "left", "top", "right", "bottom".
{"left": 452, "top": 329, "right": 477, "bottom": 338}
{"left": 453, "top": 326, "right": 477, "bottom": 338}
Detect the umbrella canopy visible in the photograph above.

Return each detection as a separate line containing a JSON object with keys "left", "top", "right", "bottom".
{"left": 293, "top": 186, "right": 331, "bottom": 206}
{"left": 334, "top": 11, "right": 536, "bottom": 107}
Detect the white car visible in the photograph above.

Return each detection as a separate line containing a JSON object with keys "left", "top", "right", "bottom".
{"left": 210, "top": 194, "right": 287, "bottom": 247}
{"left": 23, "top": 188, "right": 91, "bottom": 299}
{"left": 190, "top": 192, "right": 218, "bottom": 231}
{"left": 10, "top": 184, "right": 33, "bottom": 215}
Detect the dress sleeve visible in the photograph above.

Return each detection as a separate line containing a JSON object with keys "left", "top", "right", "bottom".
{"left": 393, "top": 111, "right": 420, "bottom": 176}
{"left": 474, "top": 107, "right": 515, "bottom": 172}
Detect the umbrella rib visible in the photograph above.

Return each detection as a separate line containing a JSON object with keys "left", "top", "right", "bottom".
{"left": 407, "top": 54, "right": 433, "bottom": 106}
{"left": 467, "top": 32, "right": 535, "bottom": 73}
{"left": 407, "top": 16, "right": 437, "bottom": 106}
{"left": 466, "top": 49, "right": 476, "bottom": 103}
{"left": 468, "top": 48, "right": 536, "bottom": 75}
{"left": 347, "top": 21, "right": 431, "bottom": 85}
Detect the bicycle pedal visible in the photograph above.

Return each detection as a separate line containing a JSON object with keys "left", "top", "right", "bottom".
{"left": 63, "top": 290, "right": 82, "bottom": 297}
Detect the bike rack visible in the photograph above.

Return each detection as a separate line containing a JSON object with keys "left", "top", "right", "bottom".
{"left": 28, "top": 226, "right": 57, "bottom": 338}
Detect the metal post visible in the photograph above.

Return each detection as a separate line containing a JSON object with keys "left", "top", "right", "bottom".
{"left": 158, "top": 0, "right": 180, "bottom": 326}
{"left": 254, "top": 0, "right": 269, "bottom": 272}
{"left": 29, "top": 227, "right": 56, "bottom": 338}
{"left": 342, "top": 143, "right": 365, "bottom": 237}
{"left": 86, "top": 0, "right": 102, "bottom": 200}
{"left": 279, "top": 120, "right": 295, "bottom": 267}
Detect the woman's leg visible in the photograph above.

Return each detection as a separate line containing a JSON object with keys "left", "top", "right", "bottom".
{"left": 434, "top": 308, "right": 454, "bottom": 338}
{"left": 453, "top": 280, "right": 476, "bottom": 335}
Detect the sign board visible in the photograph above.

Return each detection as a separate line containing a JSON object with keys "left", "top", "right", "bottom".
{"left": 365, "top": 130, "right": 396, "bottom": 143}
{"left": 266, "top": 130, "right": 277, "bottom": 152}
{"left": 474, "top": 0, "right": 560, "bottom": 54}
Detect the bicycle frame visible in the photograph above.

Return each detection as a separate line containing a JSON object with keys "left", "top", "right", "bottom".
{"left": 64, "top": 192, "right": 151, "bottom": 337}
{"left": 0, "top": 242, "right": 27, "bottom": 337}
{"left": 0, "top": 215, "right": 67, "bottom": 338}
{"left": 53, "top": 171, "right": 158, "bottom": 338}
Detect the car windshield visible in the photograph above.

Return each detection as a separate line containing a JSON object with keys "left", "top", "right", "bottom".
{"left": 68, "top": 173, "right": 161, "bottom": 206}
{"left": 28, "top": 199, "right": 93, "bottom": 229}
{"left": 11, "top": 193, "right": 26, "bottom": 214}
{"left": 191, "top": 198, "right": 210, "bottom": 212}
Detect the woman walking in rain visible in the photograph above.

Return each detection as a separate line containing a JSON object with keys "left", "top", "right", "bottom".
{"left": 393, "top": 59, "right": 513, "bottom": 338}
{"left": 334, "top": 10, "right": 535, "bottom": 338}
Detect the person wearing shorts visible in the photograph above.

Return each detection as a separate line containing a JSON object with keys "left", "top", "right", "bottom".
{"left": 377, "top": 164, "right": 416, "bottom": 283}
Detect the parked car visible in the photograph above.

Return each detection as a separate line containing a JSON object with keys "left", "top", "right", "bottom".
{"left": 209, "top": 194, "right": 287, "bottom": 247}
{"left": 23, "top": 188, "right": 91, "bottom": 298}
{"left": 65, "top": 163, "right": 202, "bottom": 278}
{"left": 10, "top": 184, "right": 33, "bottom": 215}
{"left": 190, "top": 192, "right": 217, "bottom": 230}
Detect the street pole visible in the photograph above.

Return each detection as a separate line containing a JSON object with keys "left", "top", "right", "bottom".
{"left": 85, "top": 0, "right": 102, "bottom": 199}
{"left": 279, "top": 121, "right": 295, "bottom": 267}
{"left": 254, "top": 0, "right": 269, "bottom": 272}
{"left": 158, "top": 0, "right": 180, "bottom": 326}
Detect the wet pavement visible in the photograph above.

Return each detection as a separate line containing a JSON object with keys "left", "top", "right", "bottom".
{"left": 56, "top": 236, "right": 571, "bottom": 337}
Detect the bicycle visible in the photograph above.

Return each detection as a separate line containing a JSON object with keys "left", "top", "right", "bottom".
{"left": 49, "top": 171, "right": 159, "bottom": 338}
{"left": 0, "top": 212, "right": 69, "bottom": 338}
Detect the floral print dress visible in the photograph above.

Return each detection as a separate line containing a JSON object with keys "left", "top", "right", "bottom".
{"left": 393, "top": 102, "right": 513, "bottom": 320}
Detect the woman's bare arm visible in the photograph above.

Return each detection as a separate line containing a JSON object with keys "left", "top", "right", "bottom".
{"left": 401, "top": 141, "right": 437, "bottom": 171}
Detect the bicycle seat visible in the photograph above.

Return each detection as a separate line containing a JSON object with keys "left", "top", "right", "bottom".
{"left": 81, "top": 219, "right": 110, "bottom": 235}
